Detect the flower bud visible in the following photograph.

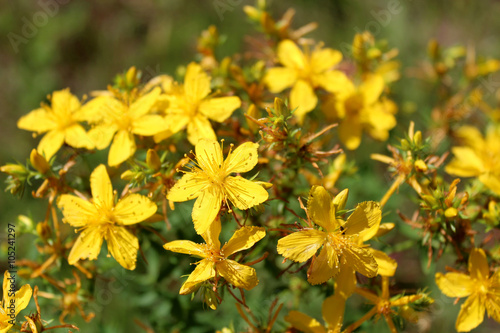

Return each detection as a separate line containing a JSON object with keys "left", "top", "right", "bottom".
{"left": 333, "top": 189, "right": 349, "bottom": 211}
{"left": 414, "top": 159, "right": 428, "bottom": 172}
{"left": 444, "top": 207, "right": 458, "bottom": 219}
{"left": 146, "top": 149, "right": 162, "bottom": 171}
{"left": 30, "top": 149, "right": 50, "bottom": 174}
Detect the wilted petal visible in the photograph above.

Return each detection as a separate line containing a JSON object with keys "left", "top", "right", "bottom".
{"left": 342, "top": 245, "right": 378, "bottom": 278}
{"left": 307, "top": 245, "right": 339, "bottom": 285}
{"left": 344, "top": 201, "right": 381, "bottom": 236}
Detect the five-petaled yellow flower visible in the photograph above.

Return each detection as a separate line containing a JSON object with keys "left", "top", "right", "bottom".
{"left": 1, "top": 271, "right": 32, "bottom": 333}
{"left": 163, "top": 218, "right": 265, "bottom": 295}
{"left": 323, "top": 74, "right": 397, "bottom": 150}
{"left": 445, "top": 125, "right": 500, "bottom": 195}
{"left": 264, "top": 39, "right": 348, "bottom": 124}
{"left": 155, "top": 62, "right": 241, "bottom": 145}
{"left": 85, "top": 87, "right": 164, "bottom": 166}
{"left": 277, "top": 186, "right": 380, "bottom": 284}
{"left": 435, "top": 248, "right": 500, "bottom": 332}
{"left": 17, "top": 88, "right": 95, "bottom": 160}
{"left": 57, "top": 164, "right": 157, "bottom": 270}
{"left": 167, "top": 139, "right": 270, "bottom": 235}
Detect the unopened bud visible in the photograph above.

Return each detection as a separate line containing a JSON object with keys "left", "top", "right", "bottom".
{"left": 333, "top": 189, "right": 349, "bottom": 211}
{"left": 146, "top": 149, "right": 162, "bottom": 171}
{"left": 414, "top": 159, "right": 428, "bottom": 172}
{"left": 36, "top": 221, "right": 51, "bottom": 241}
{"left": 413, "top": 131, "right": 422, "bottom": 146}
{"left": 30, "top": 149, "right": 50, "bottom": 174}
{"left": 445, "top": 207, "right": 458, "bottom": 219}
{"left": 120, "top": 170, "right": 135, "bottom": 181}
{"left": 274, "top": 97, "right": 289, "bottom": 117}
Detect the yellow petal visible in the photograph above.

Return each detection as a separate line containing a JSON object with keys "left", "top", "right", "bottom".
{"left": 277, "top": 40, "right": 306, "bottom": 70}
{"left": 90, "top": 164, "right": 114, "bottom": 210}
{"left": 322, "top": 293, "right": 346, "bottom": 332}
{"left": 344, "top": 201, "right": 381, "bottom": 236}
{"left": 132, "top": 115, "right": 166, "bottom": 136}
{"left": 339, "top": 114, "right": 362, "bottom": 150}
{"left": 105, "top": 226, "right": 139, "bottom": 270}
{"left": 51, "top": 88, "right": 81, "bottom": 115}
{"left": 222, "top": 226, "right": 266, "bottom": 256}
{"left": 14, "top": 284, "right": 32, "bottom": 316}
{"left": 335, "top": 263, "right": 357, "bottom": 298}
{"left": 114, "top": 193, "right": 157, "bottom": 225}
{"left": 285, "top": 310, "right": 327, "bottom": 333}
{"left": 469, "top": 248, "right": 490, "bottom": 281}
{"left": 163, "top": 240, "right": 206, "bottom": 258}
{"left": 435, "top": 272, "right": 473, "bottom": 297}
{"left": 79, "top": 96, "right": 123, "bottom": 124}
{"left": 57, "top": 194, "right": 98, "bottom": 227}
{"left": 68, "top": 226, "right": 104, "bottom": 265}
{"left": 154, "top": 114, "right": 189, "bottom": 143}
{"left": 129, "top": 87, "right": 160, "bottom": 118}
{"left": 224, "top": 176, "right": 269, "bottom": 210}
{"left": 192, "top": 188, "right": 222, "bottom": 235}
{"left": 108, "top": 130, "right": 136, "bottom": 167}
{"left": 17, "top": 108, "right": 56, "bottom": 133}
{"left": 167, "top": 174, "right": 207, "bottom": 202}
{"left": 360, "top": 74, "right": 384, "bottom": 105}
{"left": 37, "top": 130, "right": 65, "bottom": 160}
{"left": 314, "top": 70, "right": 352, "bottom": 94}
{"left": 445, "top": 147, "right": 484, "bottom": 177}
{"left": 485, "top": 291, "right": 500, "bottom": 323}
{"left": 224, "top": 141, "right": 260, "bottom": 174}
{"left": 307, "top": 185, "right": 336, "bottom": 232}
{"left": 479, "top": 173, "right": 500, "bottom": 196}
{"left": 264, "top": 67, "right": 298, "bottom": 93}
{"left": 199, "top": 96, "right": 241, "bottom": 123}
{"left": 180, "top": 259, "right": 216, "bottom": 295}
{"left": 200, "top": 217, "right": 221, "bottom": 250}
{"left": 456, "top": 126, "right": 484, "bottom": 150}
{"left": 184, "top": 62, "right": 211, "bottom": 102}
{"left": 311, "top": 47, "right": 342, "bottom": 73}
{"left": 88, "top": 124, "right": 118, "bottom": 149}
{"left": 456, "top": 293, "right": 485, "bottom": 332}
{"left": 187, "top": 115, "right": 216, "bottom": 145}
{"left": 64, "top": 124, "right": 95, "bottom": 149}
{"left": 196, "top": 139, "right": 223, "bottom": 175}
{"left": 216, "top": 259, "right": 258, "bottom": 290}
{"left": 290, "top": 80, "right": 318, "bottom": 124}
{"left": 371, "top": 249, "right": 397, "bottom": 277}
{"left": 277, "top": 229, "right": 326, "bottom": 262}
{"left": 342, "top": 245, "right": 378, "bottom": 278}
{"left": 307, "top": 245, "right": 339, "bottom": 285}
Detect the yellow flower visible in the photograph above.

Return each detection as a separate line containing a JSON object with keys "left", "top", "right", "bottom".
{"left": 344, "top": 276, "right": 426, "bottom": 333}
{"left": 1, "top": 271, "right": 32, "bottom": 333}
{"left": 167, "top": 139, "right": 270, "bottom": 235}
{"left": 155, "top": 62, "right": 241, "bottom": 145}
{"left": 445, "top": 126, "right": 500, "bottom": 195}
{"left": 323, "top": 75, "right": 397, "bottom": 150}
{"left": 436, "top": 248, "right": 500, "bottom": 332}
{"left": 277, "top": 186, "right": 380, "bottom": 285}
{"left": 285, "top": 293, "right": 346, "bottom": 333}
{"left": 57, "top": 164, "right": 157, "bottom": 270}
{"left": 264, "top": 39, "right": 348, "bottom": 123}
{"left": 85, "top": 87, "right": 164, "bottom": 166}
{"left": 17, "top": 88, "right": 95, "bottom": 160}
{"left": 163, "top": 218, "right": 265, "bottom": 294}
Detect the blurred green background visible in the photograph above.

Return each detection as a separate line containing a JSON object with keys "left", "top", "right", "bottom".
{"left": 1, "top": 0, "right": 500, "bottom": 332}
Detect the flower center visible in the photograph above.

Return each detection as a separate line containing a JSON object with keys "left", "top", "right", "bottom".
{"left": 204, "top": 245, "right": 225, "bottom": 262}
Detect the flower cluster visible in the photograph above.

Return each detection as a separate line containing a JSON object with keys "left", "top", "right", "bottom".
{"left": 2, "top": 2, "right": 500, "bottom": 332}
